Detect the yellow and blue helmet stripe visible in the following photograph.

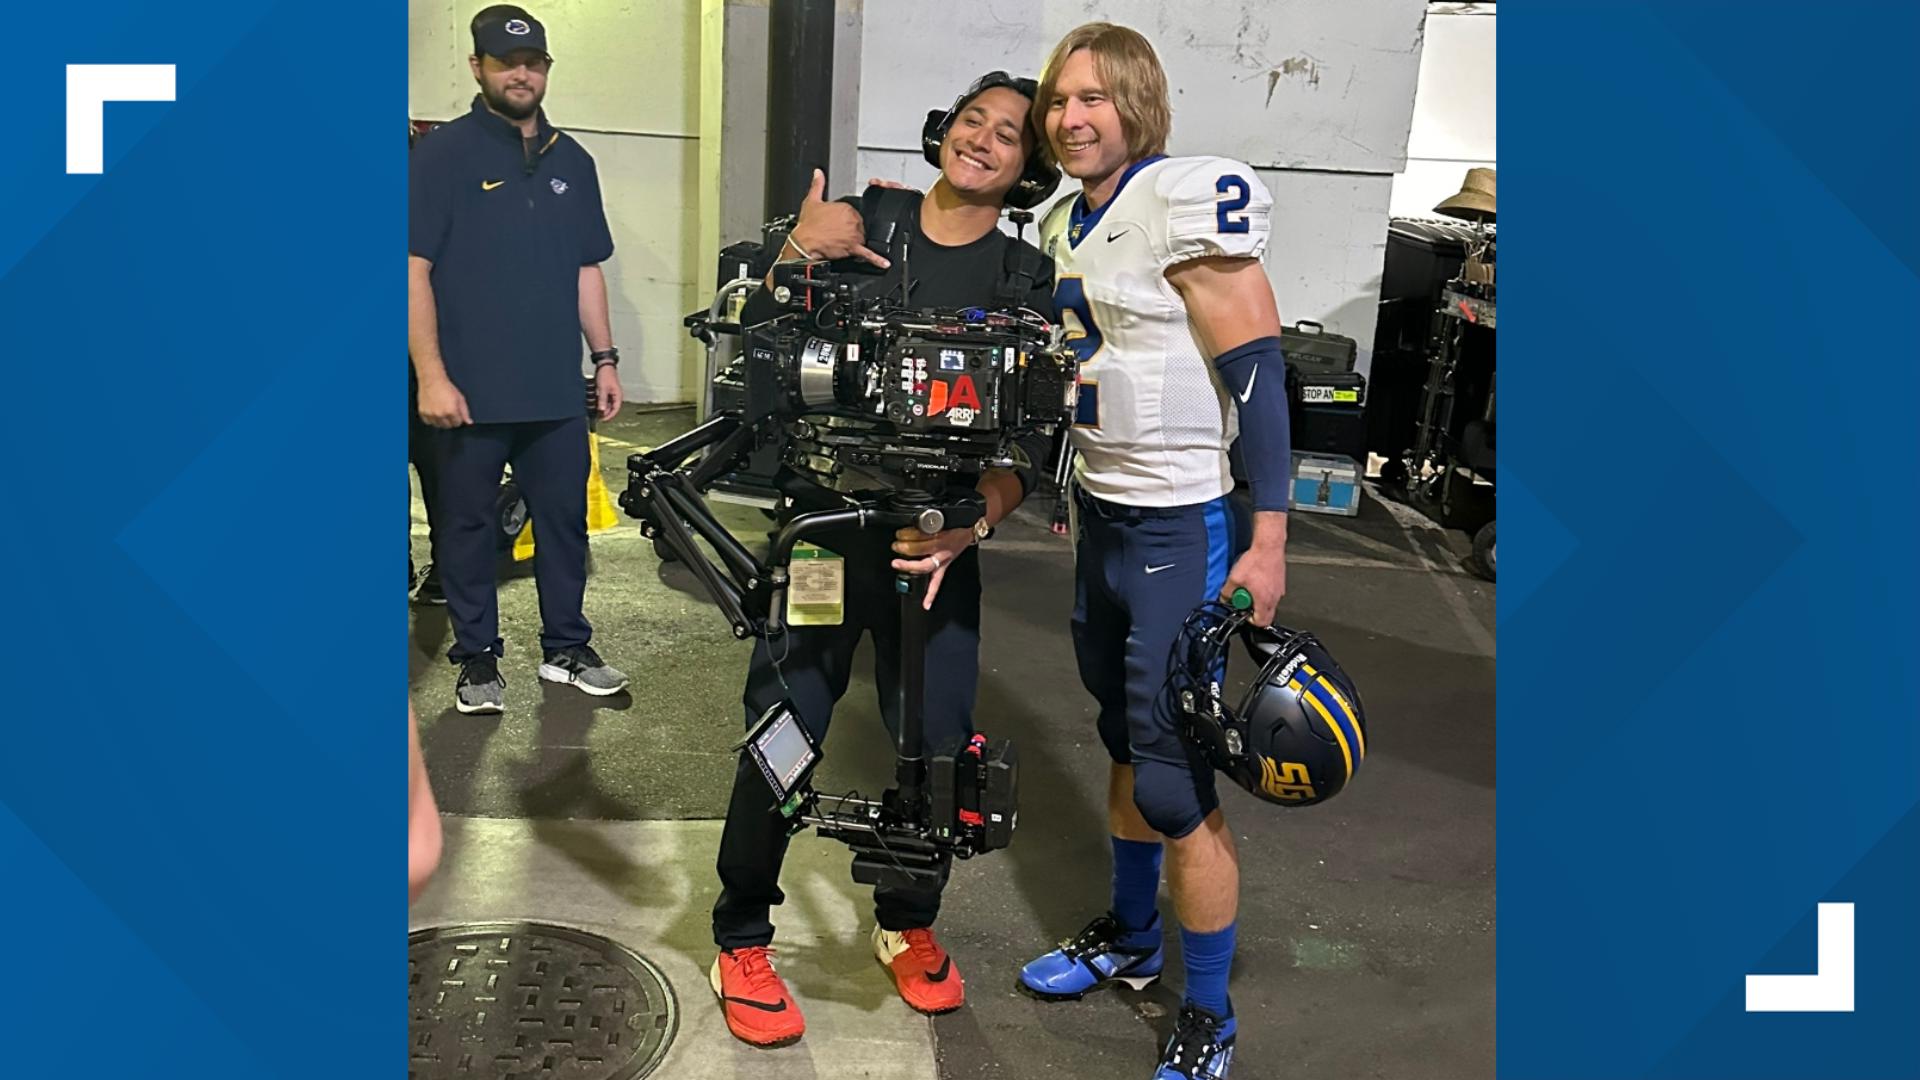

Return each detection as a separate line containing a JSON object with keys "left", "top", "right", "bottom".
{"left": 1290, "top": 662, "right": 1366, "bottom": 782}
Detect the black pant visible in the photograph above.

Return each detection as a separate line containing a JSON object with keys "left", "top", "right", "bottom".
{"left": 712, "top": 525, "right": 982, "bottom": 950}
{"left": 433, "top": 416, "right": 592, "bottom": 662}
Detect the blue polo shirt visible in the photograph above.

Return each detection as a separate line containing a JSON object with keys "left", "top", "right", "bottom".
{"left": 409, "top": 96, "right": 615, "bottom": 423}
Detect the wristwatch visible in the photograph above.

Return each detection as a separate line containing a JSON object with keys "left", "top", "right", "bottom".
{"left": 972, "top": 518, "right": 993, "bottom": 545}
{"left": 591, "top": 347, "right": 620, "bottom": 369}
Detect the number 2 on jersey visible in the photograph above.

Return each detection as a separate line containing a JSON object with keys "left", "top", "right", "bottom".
{"left": 1216, "top": 175, "right": 1251, "bottom": 234}
{"left": 1054, "top": 275, "right": 1103, "bottom": 363}
{"left": 1053, "top": 275, "right": 1102, "bottom": 427}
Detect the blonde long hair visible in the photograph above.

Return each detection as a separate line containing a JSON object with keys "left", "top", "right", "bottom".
{"left": 1032, "top": 23, "right": 1172, "bottom": 164}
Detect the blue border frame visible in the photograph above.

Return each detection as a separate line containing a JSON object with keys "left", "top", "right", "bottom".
{"left": 1, "top": 4, "right": 401, "bottom": 1074}
{"left": 1502, "top": 4, "right": 1920, "bottom": 1076}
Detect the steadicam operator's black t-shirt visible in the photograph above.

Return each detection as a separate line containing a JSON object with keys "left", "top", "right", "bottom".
{"left": 741, "top": 195, "right": 1055, "bottom": 328}
{"left": 741, "top": 194, "right": 1060, "bottom": 514}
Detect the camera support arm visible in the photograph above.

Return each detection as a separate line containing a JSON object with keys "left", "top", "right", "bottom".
{"left": 625, "top": 425, "right": 985, "bottom": 835}
{"left": 622, "top": 415, "right": 987, "bottom": 652}
{"left": 621, "top": 413, "right": 769, "bottom": 638}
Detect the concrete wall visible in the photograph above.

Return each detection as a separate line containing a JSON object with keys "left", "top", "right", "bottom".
{"left": 409, "top": 0, "right": 702, "bottom": 403}
{"left": 409, "top": 0, "right": 1445, "bottom": 399}
{"left": 853, "top": 0, "right": 1431, "bottom": 377}
{"left": 715, "top": 0, "right": 863, "bottom": 249}
{"left": 1390, "top": 2, "right": 1495, "bottom": 218}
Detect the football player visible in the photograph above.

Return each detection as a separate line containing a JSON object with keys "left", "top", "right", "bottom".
{"left": 1016, "top": 22, "right": 1291, "bottom": 1080}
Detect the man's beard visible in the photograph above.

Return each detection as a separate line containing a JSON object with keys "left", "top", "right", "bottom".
{"left": 482, "top": 81, "right": 543, "bottom": 121}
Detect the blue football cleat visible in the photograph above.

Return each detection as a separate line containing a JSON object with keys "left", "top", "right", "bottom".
{"left": 1152, "top": 1003, "right": 1236, "bottom": 1079}
{"left": 1018, "top": 912, "right": 1164, "bottom": 1000}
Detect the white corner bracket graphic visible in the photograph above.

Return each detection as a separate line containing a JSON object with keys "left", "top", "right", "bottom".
{"left": 66, "top": 64, "right": 176, "bottom": 174}
{"left": 1744, "top": 902, "right": 1855, "bottom": 1013}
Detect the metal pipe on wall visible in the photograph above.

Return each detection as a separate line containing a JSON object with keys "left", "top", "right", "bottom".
{"left": 763, "top": 0, "right": 835, "bottom": 223}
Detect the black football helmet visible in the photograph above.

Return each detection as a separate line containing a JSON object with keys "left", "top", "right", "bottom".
{"left": 1165, "top": 600, "right": 1368, "bottom": 808}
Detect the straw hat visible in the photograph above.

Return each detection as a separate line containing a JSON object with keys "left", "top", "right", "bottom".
{"left": 1434, "top": 167, "right": 1496, "bottom": 222}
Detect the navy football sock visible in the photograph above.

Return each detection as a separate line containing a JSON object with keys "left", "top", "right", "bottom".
{"left": 1180, "top": 921, "right": 1236, "bottom": 1018}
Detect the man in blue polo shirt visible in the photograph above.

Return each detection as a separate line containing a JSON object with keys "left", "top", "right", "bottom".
{"left": 409, "top": 4, "right": 629, "bottom": 714}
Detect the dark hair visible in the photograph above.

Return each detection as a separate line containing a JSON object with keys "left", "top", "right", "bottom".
{"left": 949, "top": 74, "right": 1042, "bottom": 158}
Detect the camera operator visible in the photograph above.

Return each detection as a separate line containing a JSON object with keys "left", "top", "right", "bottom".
{"left": 707, "top": 73, "right": 1059, "bottom": 1047}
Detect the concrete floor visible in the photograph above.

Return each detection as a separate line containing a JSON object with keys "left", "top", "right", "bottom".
{"left": 409, "top": 406, "right": 1495, "bottom": 1080}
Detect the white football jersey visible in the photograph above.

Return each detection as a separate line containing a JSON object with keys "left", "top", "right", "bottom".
{"left": 1040, "top": 155, "right": 1274, "bottom": 507}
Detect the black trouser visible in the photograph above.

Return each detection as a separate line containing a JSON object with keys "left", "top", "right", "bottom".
{"left": 712, "top": 525, "right": 982, "bottom": 950}
{"left": 433, "top": 416, "right": 592, "bottom": 663}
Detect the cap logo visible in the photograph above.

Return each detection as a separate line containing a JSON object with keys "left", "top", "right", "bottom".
{"left": 505, "top": 19, "right": 531, "bottom": 35}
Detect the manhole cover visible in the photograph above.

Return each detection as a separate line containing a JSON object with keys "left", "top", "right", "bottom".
{"left": 409, "top": 922, "right": 677, "bottom": 1080}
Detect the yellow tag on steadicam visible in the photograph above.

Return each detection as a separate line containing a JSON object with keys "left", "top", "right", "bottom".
{"left": 786, "top": 543, "right": 845, "bottom": 626}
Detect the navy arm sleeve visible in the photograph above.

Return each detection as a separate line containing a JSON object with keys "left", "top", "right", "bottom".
{"left": 1214, "top": 336, "right": 1292, "bottom": 512}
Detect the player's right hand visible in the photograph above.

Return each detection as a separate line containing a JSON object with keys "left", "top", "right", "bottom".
{"left": 790, "top": 169, "right": 890, "bottom": 269}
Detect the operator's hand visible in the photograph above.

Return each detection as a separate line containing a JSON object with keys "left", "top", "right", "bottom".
{"left": 890, "top": 526, "right": 974, "bottom": 610}
{"left": 1221, "top": 537, "right": 1288, "bottom": 628}
{"left": 790, "top": 169, "right": 890, "bottom": 269}
{"left": 417, "top": 375, "right": 472, "bottom": 428}
{"left": 594, "top": 364, "right": 623, "bottom": 421}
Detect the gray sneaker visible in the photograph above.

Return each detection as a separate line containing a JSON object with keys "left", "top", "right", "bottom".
{"left": 455, "top": 655, "right": 506, "bottom": 714}
{"left": 539, "top": 644, "right": 630, "bottom": 696}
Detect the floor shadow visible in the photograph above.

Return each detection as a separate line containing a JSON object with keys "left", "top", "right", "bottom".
{"left": 408, "top": 607, "right": 450, "bottom": 685}
{"left": 417, "top": 707, "right": 501, "bottom": 817}
{"left": 512, "top": 696, "right": 643, "bottom": 822}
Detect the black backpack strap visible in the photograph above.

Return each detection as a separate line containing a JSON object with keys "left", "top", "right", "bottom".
{"left": 995, "top": 233, "right": 1049, "bottom": 309}
{"left": 861, "top": 186, "right": 924, "bottom": 266}
{"left": 857, "top": 186, "right": 1047, "bottom": 309}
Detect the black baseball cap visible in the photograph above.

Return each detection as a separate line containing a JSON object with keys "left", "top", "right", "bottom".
{"left": 472, "top": 5, "right": 550, "bottom": 60}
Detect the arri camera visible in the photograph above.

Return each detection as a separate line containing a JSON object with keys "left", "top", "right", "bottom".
{"left": 619, "top": 225, "right": 1077, "bottom": 888}
{"left": 727, "top": 252, "right": 1076, "bottom": 492}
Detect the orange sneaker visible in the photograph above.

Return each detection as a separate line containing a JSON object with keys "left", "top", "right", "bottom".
{"left": 710, "top": 947, "right": 805, "bottom": 1047}
{"left": 872, "top": 926, "right": 966, "bottom": 1014}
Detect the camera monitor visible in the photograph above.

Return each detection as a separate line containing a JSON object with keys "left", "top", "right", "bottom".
{"left": 743, "top": 701, "right": 821, "bottom": 803}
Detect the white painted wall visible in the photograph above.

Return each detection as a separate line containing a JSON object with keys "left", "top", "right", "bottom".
{"left": 404, "top": 1, "right": 1448, "bottom": 401}
{"left": 853, "top": 0, "right": 1431, "bottom": 377}
{"left": 1390, "top": 3, "right": 1494, "bottom": 218}
{"left": 409, "top": 0, "right": 702, "bottom": 403}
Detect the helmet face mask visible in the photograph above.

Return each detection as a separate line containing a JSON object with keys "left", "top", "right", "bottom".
{"left": 1166, "top": 601, "right": 1368, "bottom": 808}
